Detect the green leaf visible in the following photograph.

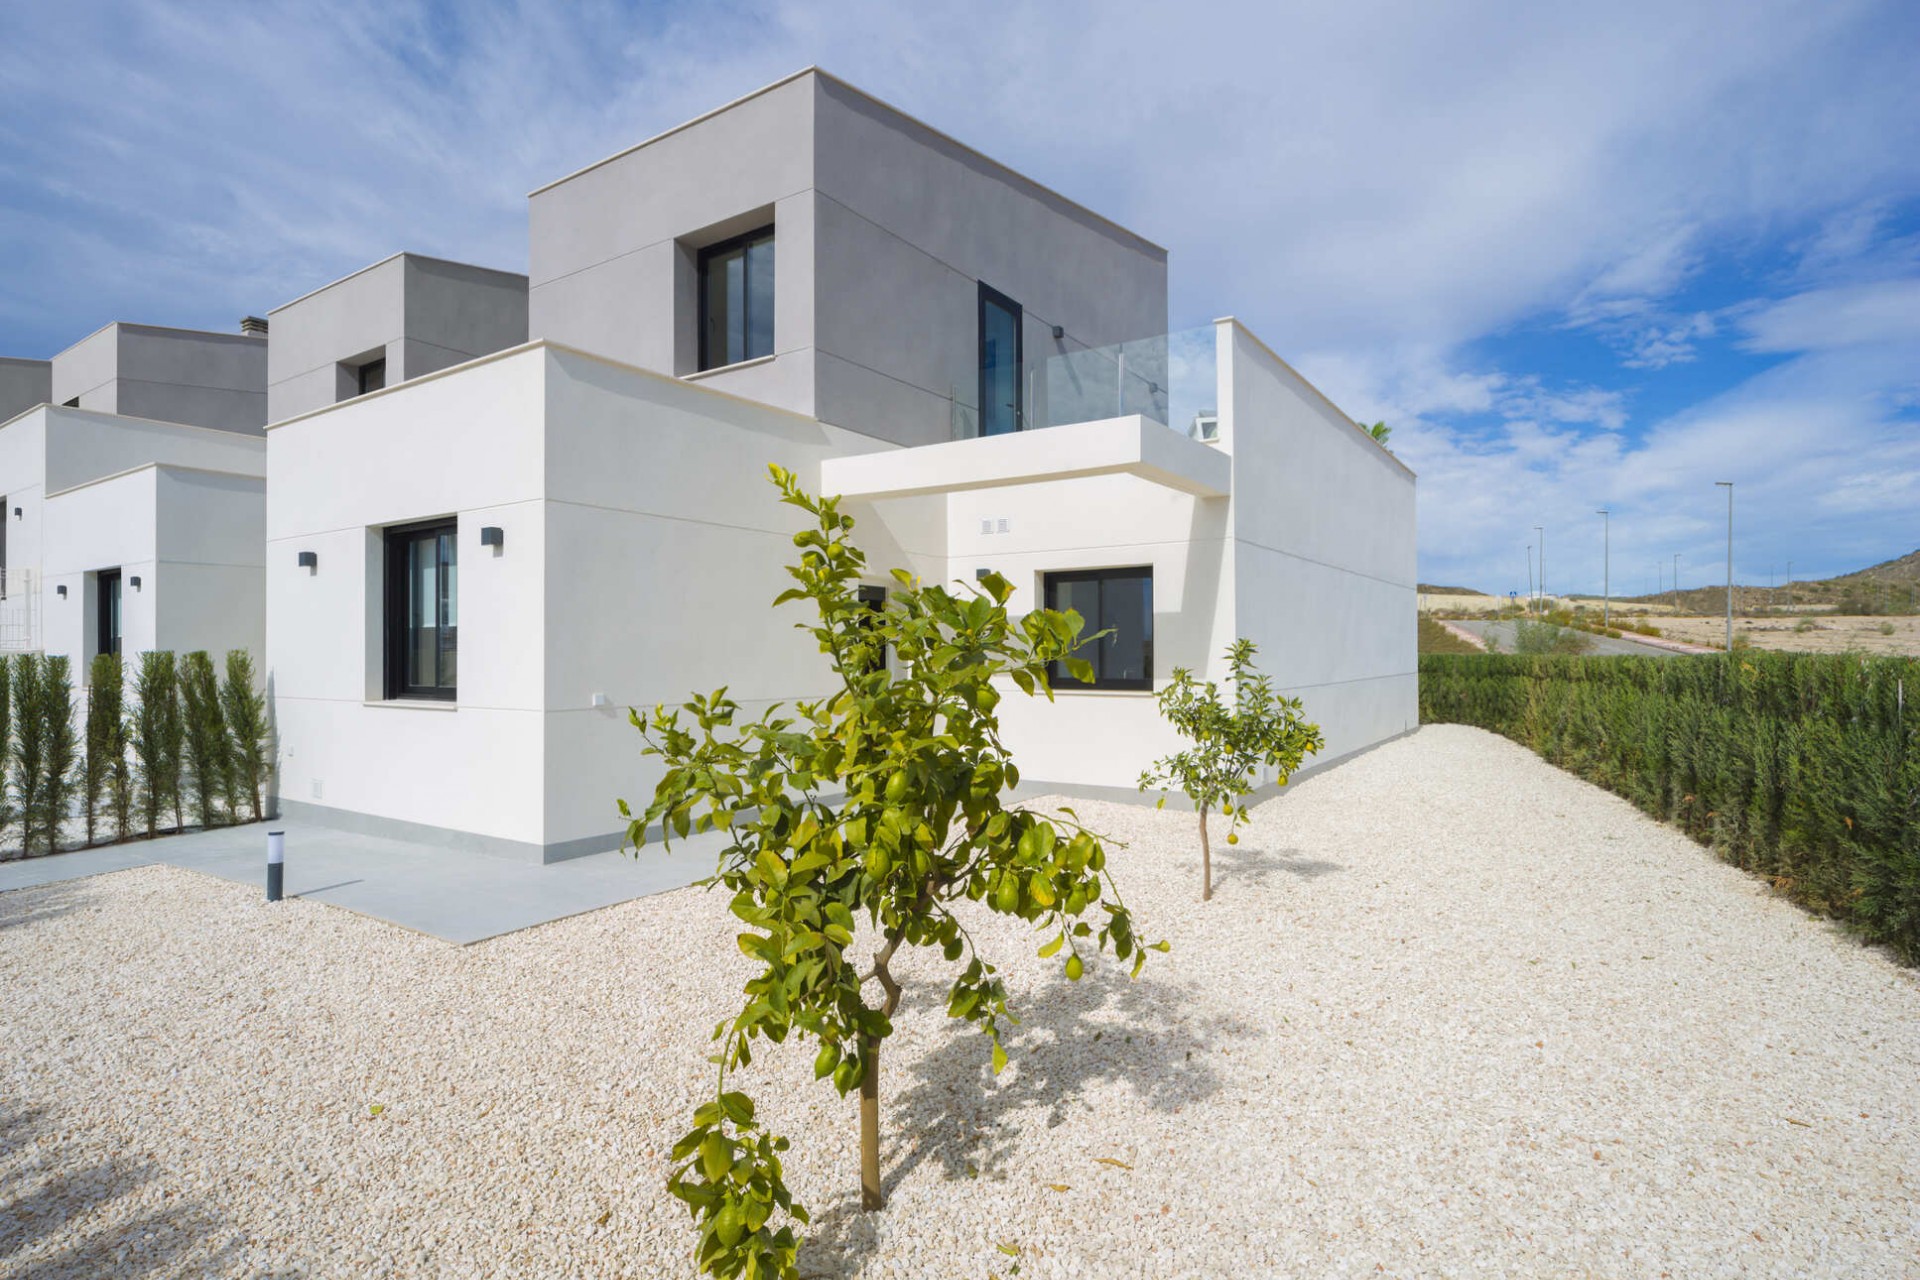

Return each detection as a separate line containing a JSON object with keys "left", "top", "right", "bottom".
{"left": 1036, "top": 933, "right": 1063, "bottom": 959}
{"left": 699, "top": 1134, "right": 732, "bottom": 1182}
{"left": 991, "top": 1041, "right": 1009, "bottom": 1075}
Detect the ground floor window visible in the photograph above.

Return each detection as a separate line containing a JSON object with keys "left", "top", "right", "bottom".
{"left": 96, "top": 568, "right": 121, "bottom": 657}
{"left": 1042, "top": 567, "right": 1153, "bottom": 690}
{"left": 384, "top": 519, "right": 457, "bottom": 700}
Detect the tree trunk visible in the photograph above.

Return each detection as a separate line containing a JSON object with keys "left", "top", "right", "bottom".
{"left": 859, "top": 1032, "right": 883, "bottom": 1210}
{"left": 1199, "top": 804, "right": 1212, "bottom": 902}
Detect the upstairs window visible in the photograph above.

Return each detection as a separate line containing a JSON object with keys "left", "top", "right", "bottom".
{"left": 384, "top": 519, "right": 457, "bottom": 700}
{"left": 1043, "top": 567, "right": 1153, "bottom": 691}
{"left": 698, "top": 226, "right": 775, "bottom": 370}
{"left": 978, "top": 284, "right": 1023, "bottom": 436}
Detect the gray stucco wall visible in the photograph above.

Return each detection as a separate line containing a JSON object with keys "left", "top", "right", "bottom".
{"left": 0, "top": 358, "right": 50, "bottom": 423}
{"left": 526, "top": 70, "right": 1168, "bottom": 448}
{"left": 810, "top": 76, "right": 1167, "bottom": 447}
{"left": 51, "top": 324, "right": 266, "bottom": 434}
{"left": 268, "top": 254, "right": 528, "bottom": 422}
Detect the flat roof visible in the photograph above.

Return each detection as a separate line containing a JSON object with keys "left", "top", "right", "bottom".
{"left": 527, "top": 67, "right": 1165, "bottom": 256}
{"left": 267, "top": 251, "right": 529, "bottom": 316}
{"left": 52, "top": 320, "right": 266, "bottom": 360}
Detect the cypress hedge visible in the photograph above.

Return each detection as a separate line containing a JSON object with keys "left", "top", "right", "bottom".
{"left": 1420, "top": 650, "right": 1920, "bottom": 963}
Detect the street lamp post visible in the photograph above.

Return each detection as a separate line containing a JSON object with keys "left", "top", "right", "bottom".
{"left": 1526, "top": 544, "right": 1535, "bottom": 617}
{"left": 1786, "top": 560, "right": 1793, "bottom": 611}
{"left": 1672, "top": 553, "right": 1680, "bottom": 614}
{"left": 1716, "top": 481, "right": 1734, "bottom": 650}
{"left": 1535, "top": 526, "right": 1546, "bottom": 614}
{"left": 1597, "top": 509, "right": 1610, "bottom": 628}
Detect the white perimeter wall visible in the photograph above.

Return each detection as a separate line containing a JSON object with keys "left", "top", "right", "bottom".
{"left": 1223, "top": 323, "right": 1417, "bottom": 771}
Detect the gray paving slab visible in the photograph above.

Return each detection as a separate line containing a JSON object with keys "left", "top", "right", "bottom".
{"left": 0, "top": 819, "right": 727, "bottom": 944}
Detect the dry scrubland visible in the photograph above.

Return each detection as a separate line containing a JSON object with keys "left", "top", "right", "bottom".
{"left": 1657, "top": 614, "right": 1920, "bottom": 657}
{"left": 5, "top": 727, "right": 1919, "bottom": 1278}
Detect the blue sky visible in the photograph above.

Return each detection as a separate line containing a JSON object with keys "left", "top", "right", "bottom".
{"left": 2, "top": 0, "right": 1916, "bottom": 594}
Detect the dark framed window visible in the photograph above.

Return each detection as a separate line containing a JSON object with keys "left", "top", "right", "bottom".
{"left": 855, "top": 585, "right": 887, "bottom": 674}
{"left": 358, "top": 357, "right": 387, "bottom": 396}
{"left": 978, "top": 283, "right": 1023, "bottom": 436}
{"left": 96, "top": 568, "right": 122, "bottom": 658}
{"left": 698, "top": 225, "right": 775, "bottom": 371}
{"left": 384, "top": 519, "right": 457, "bottom": 700}
{"left": 1043, "top": 567, "right": 1153, "bottom": 690}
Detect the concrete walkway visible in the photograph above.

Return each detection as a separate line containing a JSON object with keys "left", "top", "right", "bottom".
{"left": 0, "top": 820, "right": 723, "bottom": 944}
{"left": 1454, "top": 617, "right": 1687, "bottom": 657}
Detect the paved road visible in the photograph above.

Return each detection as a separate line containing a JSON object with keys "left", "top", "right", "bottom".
{"left": 1454, "top": 618, "right": 1685, "bottom": 657}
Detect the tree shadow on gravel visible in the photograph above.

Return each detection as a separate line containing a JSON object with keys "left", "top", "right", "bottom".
{"left": 1209, "top": 842, "right": 1344, "bottom": 891}
{"left": 0, "top": 881, "right": 85, "bottom": 934}
{"left": 0, "top": 1097, "right": 288, "bottom": 1279}
{"left": 798, "top": 961, "right": 1253, "bottom": 1276}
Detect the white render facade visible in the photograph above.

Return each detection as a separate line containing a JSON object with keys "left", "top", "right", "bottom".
{"left": 265, "top": 69, "right": 1417, "bottom": 861}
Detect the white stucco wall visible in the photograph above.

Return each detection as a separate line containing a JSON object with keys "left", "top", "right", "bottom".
{"left": 40, "top": 464, "right": 265, "bottom": 682}
{"left": 0, "top": 359, "right": 51, "bottom": 423}
{"left": 1222, "top": 323, "right": 1418, "bottom": 770}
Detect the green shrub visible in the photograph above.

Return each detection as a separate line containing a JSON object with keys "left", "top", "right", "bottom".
{"left": 132, "top": 651, "right": 180, "bottom": 838}
{"left": 84, "top": 654, "right": 126, "bottom": 845}
{"left": 1512, "top": 618, "right": 1592, "bottom": 655}
{"left": 10, "top": 655, "right": 45, "bottom": 854}
{"left": 1420, "top": 650, "right": 1920, "bottom": 962}
{"left": 41, "top": 657, "right": 78, "bottom": 853}
{"left": 221, "top": 650, "right": 270, "bottom": 822}
{"left": 179, "top": 651, "right": 231, "bottom": 829}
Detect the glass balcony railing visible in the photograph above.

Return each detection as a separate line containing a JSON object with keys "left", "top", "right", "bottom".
{"left": 949, "top": 325, "right": 1219, "bottom": 443}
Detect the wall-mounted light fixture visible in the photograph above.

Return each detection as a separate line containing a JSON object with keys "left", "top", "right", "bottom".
{"left": 130, "top": 576, "right": 142, "bottom": 591}
{"left": 297, "top": 551, "right": 318, "bottom": 572}
{"left": 1051, "top": 324, "right": 1064, "bottom": 341}
{"left": 55, "top": 584, "right": 66, "bottom": 599}
{"left": 480, "top": 526, "right": 504, "bottom": 549}
{"left": 975, "top": 568, "right": 992, "bottom": 581}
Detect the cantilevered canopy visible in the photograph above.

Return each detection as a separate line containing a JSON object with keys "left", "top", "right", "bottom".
{"left": 820, "top": 415, "right": 1230, "bottom": 502}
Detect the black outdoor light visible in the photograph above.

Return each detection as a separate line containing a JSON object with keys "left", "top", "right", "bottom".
{"left": 975, "top": 568, "right": 992, "bottom": 581}
{"left": 130, "top": 576, "right": 142, "bottom": 591}
{"left": 1051, "top": 324, "right": 1064, "bottom": 340}
{"left": 266, "top": 830, "right": 285, "bottom": 902}
{"left": 55, "top": 584, "right": 66, "bottom": 598}
{"left": 480, "top": 526, "right": 504, "bottom": 549}
{"left": 298, "top": 550, "right": 317, "bottom": 571}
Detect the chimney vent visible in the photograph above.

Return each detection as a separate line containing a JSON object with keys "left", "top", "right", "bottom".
{"left": 240, "top": 316, "right": 269, "bottom": 337}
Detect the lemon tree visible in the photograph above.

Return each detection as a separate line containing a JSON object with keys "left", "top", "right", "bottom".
{"left": 1139, "top": 639, "right": 1324, "bottom": 900}
{"left": 623, "top": 467, "right": 1160, "bottom": 1279}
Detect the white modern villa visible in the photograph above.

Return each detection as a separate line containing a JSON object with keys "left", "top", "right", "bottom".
{"left": 0, "top": 325, "right": 270, "bottom": 674}
{"left": 2, "top": 68, "right": 1415, "bottom": 863}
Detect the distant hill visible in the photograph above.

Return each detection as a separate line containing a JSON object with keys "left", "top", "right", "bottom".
{"left": 1617, "top": 548, "right": 1920, "bottom": 615}
{"left": 1418, "top": 583, "right": 1487, "bottom": 595}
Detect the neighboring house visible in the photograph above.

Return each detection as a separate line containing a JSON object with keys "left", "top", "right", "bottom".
{"left": 0, "top": 319, "right": 268, "bottom": 676}
{"left": 51, "top": 322, "right": 267, "bottom": 434}
{"left": 0, "top": 358, "right": 51, "bottom": 423}
{"left": 0, "top": 403, "right": 265, "bottom": 672}
{"left": 265, "top": 68, "right": 1417, "bottom": 863}
{"left": 266, "top": 253, "right": 528, "bottom": 422}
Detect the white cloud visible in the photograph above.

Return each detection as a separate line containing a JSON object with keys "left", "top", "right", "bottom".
{"left": 1739, "top": 278, "right": 1920, "bottom": 353}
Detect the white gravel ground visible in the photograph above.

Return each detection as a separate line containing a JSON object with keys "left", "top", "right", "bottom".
{"left": 3, "top": 724, "right": 1918, "bottom": 1279}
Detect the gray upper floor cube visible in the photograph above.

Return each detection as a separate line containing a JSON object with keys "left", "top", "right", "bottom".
{"left": 51, "top": 323, "right": 266, "bottom": 434}
{"left": 0, "top": 357, "right": 51, "bottom": 423}
{"left": 527, "top": 68, "right": 1169, "bottom": 448}
{"left": 267, "top": 253, "right": 530, "bottom": 422}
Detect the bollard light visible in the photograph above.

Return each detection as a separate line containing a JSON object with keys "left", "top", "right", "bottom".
{"left": 267, "top": 830, "right": 285, "bottom": 902}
